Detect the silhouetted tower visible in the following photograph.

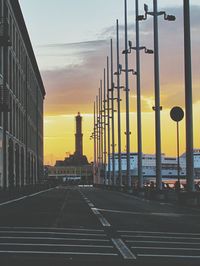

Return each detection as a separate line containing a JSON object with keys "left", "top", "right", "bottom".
{"left": 75, "top": 112, "right": 83, "bottom": 157}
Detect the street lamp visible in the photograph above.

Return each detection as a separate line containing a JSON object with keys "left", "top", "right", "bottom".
{"left": 126, "top": 1, "right": 154, "bottom": 191}
{"left": 183, "top": 0, "right": 195, "bottom": 192}
{"left": 103, "top": 68, "right": 107, "bottom": 186}
{"left": 170, "top": 106, "right": 184, "bottom": 191}
{"left": 138, "top": 1, "right": 176, "bottom": 191}
{"left": 106, "top": 56, "right": 111, "bottom": 186}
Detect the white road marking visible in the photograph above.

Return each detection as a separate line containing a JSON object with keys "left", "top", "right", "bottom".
{"left": 118, "top": 230, "right": 200, "bottom": 236}
{"left": 127, "top": 240, "right": 200, "bottom": 245}
{"left": 0, "top": 188, "right": 55, "bottom": 207}
{"left": 0, "top": 243, "right": 113, "bottom": 248}
{"left": 0, "top": 236, "right": 110, "bottom": 242}
{"left": 0, "top": 250, "right": 118, "bottom": 256}
{"left": 122, "top": 235, "right": 200, "bottom": 241}
{"left": 111, "top": 238, "right": 136, "bottom": 260}
{"left": 137, "top": 254, "right": 200, "bottom": 259}
{"left": 0, "top": 230, "right": 106, "bottom": 237}
{"left": 95, "top": 208, "right": 190, "bottom": 217}
{"left": 0, "top": 226, "right": 104, "bottom": 232}
{"left": 132, "top": 246, "right": 200, "bottom": 251}
{"left": 91, "top": 208, "right": 111, "bottom": 227}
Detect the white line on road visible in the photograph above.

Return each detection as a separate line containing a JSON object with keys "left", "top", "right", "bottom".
{"left": 79, "top": 190, "right": 137, "bottom": 260}
{"left": 0, "top": 250, "right": 118, "bottom": 256}
{"left": 122, "top": 235, "right": 200, "bottom": 241}
{"left": 95, "top": 208, "right": 192, "bottom": 218}
{"left": 127, "top": 240, "right": 200, "bottom": 245}
{"left": 0, "top": 226, "right": 104, "bottom": 232}
{"left": 0, "top": 236, "right": 110, "bottom": 242}
{"left": 137, "top": 254, "right": 200, "bottom": 259}
{"left": 111, "top": 238, "right": 136, "bottom": 260}
{"left": 0, "top": 243, "right": 114, "bottom": 248}
{"left": 0, "top": 230, "right": 106, "bottom": 237}
{"left": 0, "top": 188, "right": 55, "bottom": 207}
{"left": 91, "top": 208, "right": 111, "bottom": 227}
{"left": 132, "top": 246, "right": 200, "bottom": 251}
{"left": 118, "top": 230, "right": 200, "bottom": 236}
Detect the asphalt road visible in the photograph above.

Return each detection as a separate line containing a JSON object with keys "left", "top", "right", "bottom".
{"left": 0, "top": 185, "right": 200, "bottom": 266}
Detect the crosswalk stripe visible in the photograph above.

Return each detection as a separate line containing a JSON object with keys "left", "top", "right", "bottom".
{"left": 0, "top": 250, "right": 118, "bottom": 256}
{"left": 126, "top": 240, "right": 200, "bottom": 245}
{"left": 132, "top": 246, "right": 200, "bottom": 251}
{"left": 121, "top": 235, "right": 200, "bottom": 240}
{"left": 0, "top": 243, "right": 114, "bottom": 248}
{"left": 0, "top": 230, "right": 106, "bottom": 237}
{"left": 118, "top": 230, "right": 200, "bottom": 236}
{"left": 137, "top": 254, "right": 200, "bottom": 259}
{"left": 0, "top": 236, "right": 110, "bottom": 242}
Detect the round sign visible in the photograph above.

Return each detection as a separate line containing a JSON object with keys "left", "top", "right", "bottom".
{"left": 170, "top": 106, "right": 184, "bottom": 122}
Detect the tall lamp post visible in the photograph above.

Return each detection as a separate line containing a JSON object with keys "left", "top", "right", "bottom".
{"left": 124, "top": 0, "right": 131, "bottom": 190}
{"left": 183, "top": 0, "right": 194, "bottom": 192}
{"left": 107, "top": 56, "right": 111, "bottom": 186}
{"left": 110, "top": 39, "right": 116, "bottom": 187}
{"left": 114, "top": 19, "right": 123, "bottom": 188}
{"left": 137, "top": 2, "right": 176, "bottom": 191}
{"left": 103, "top": 68, "right": 107, "bottom": 185}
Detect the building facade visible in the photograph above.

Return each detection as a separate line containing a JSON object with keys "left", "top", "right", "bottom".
{"left": 0, "top": 0, "right": 45, "bottom": 189}
{"left": 46, "top": 165, "right": 93, "bottom": 185}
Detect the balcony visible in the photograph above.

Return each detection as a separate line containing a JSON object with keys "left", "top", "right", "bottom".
{"left": 0, "top": 17, "right": 11, "bottom": 46}
{"left": 0, "top": 84, "right": 10, "bottom": 112}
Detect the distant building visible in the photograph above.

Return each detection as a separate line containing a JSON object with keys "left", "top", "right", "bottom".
{"left": 47, "top": 164, "right": 93, "bottom": 184}
{"left": 108, "top": 150, "right": 200, "bottom": 181}
{"left": 55, "top": 112, "right": 89, "bottom": 167}
{"left": 0, "top": 0, "right": 45, "bottom": 189}
{"left": 49, "top": 112, "right": 91, "bottom": 184}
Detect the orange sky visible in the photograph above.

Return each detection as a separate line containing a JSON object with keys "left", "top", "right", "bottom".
{"left": 40, "top": 5, "right": 200, "bottom": 165}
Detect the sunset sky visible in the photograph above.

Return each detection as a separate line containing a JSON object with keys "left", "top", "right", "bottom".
{"left": 19, "top": 0, "right": 200, "bottom": 165}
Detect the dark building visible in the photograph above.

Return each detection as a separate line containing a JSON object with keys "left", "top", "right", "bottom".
{"left": 75, "top": 112, "right": 83, "bottom": 157}
{"left": 0, "top": 0, "right": 45, "bottom": 189}
{"left": 56, "top": 112, "right": 88, "bottom": 167}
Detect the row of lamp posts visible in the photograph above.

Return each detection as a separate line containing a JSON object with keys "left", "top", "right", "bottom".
{"left": 91, "top": 0, "right": 195, "bottom": 193}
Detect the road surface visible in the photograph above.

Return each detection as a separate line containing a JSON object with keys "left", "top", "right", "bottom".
{"left": 0, "top": 185, "right": 200, "bottom": 265}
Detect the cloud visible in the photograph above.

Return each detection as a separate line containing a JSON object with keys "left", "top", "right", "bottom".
{"left": 38, "top": 5, "right": 200, "bottom": 116}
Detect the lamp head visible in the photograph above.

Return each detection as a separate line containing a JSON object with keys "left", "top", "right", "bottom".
{"left": 146, "top": 49, "right": 154, "bottom": 54}
{"left": 166, "top": 15, "right": 176, "bottom": 21}
{"left": 144, "top": 4, "right": 148, "bottom": 12}
{"left": 119, "top": 64, "right": 122, "bottom": 72}
{"left": 137, "top": 15, "right": 145, "bottom": 21}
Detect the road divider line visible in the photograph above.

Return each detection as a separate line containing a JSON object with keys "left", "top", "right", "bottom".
{"left": 111, "top": 238, "right": 136, "bottom": 260}
{"left": 0, "top": 187, "right": 55, "bottom": 207}
{"left": 79, "top": 189, "right": 136, "bottom": 260}
{"left": 91, "top": 208, "right": 111, "bottom": 227}
{"left": 79, "top": 190, "right": 111, "bottom": 227}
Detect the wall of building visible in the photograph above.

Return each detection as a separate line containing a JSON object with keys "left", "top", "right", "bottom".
{"left": 0, "top": 0, "right": 45, "bottom": 188}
